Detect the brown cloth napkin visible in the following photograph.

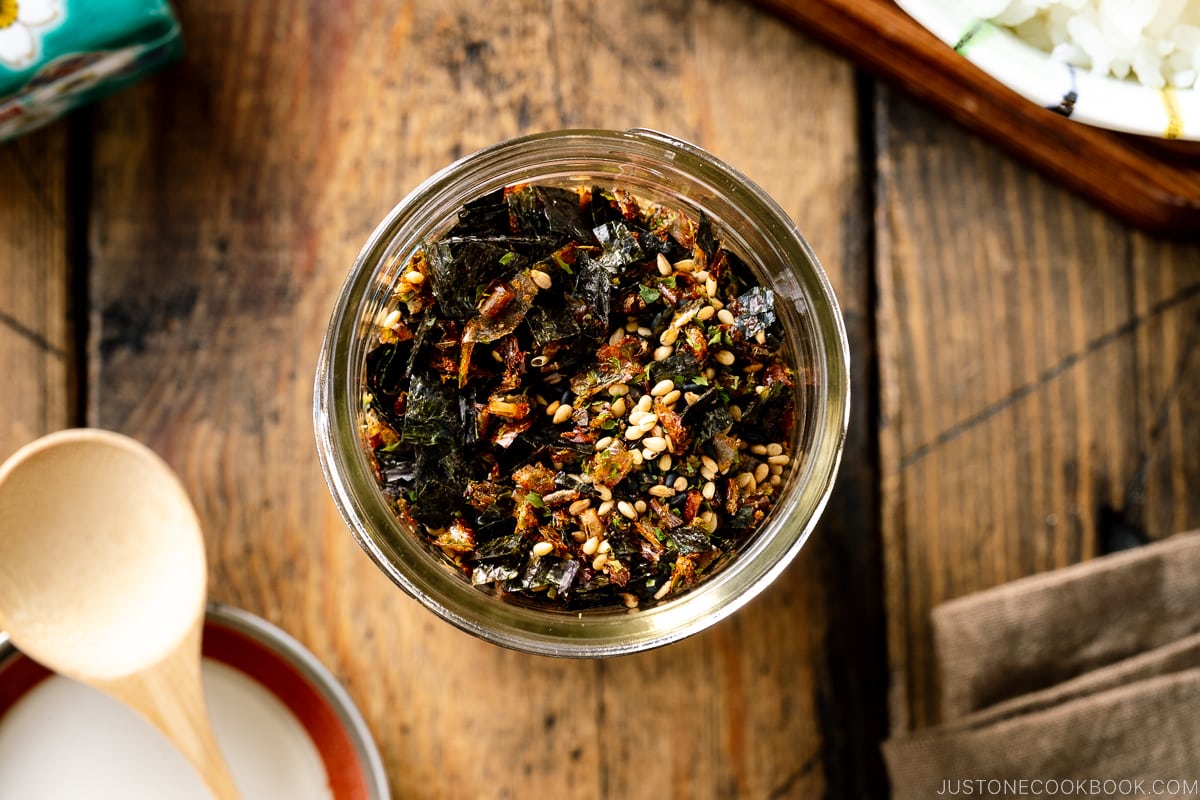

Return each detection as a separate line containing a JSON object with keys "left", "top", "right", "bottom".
{"left": 885, "top": 531, "right": 1200, "bottom": 799}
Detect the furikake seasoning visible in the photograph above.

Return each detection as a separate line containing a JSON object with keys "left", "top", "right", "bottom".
{"left": 362, "top": 184, "right": 798, "bottom": 611}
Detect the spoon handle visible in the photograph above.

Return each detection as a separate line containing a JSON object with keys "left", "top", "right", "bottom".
{"left": 94, "top": 621, "right": 241, "bottom": 800}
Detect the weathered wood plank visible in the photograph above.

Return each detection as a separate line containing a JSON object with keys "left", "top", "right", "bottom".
{"left": 0, "top": 126, "right": 73, "bottom": 455}
{"left": 87, "top": 1, "right": 878, "bottom": 797}
{"left": 876, "top": 89, "right": 1200, "bottom": 733}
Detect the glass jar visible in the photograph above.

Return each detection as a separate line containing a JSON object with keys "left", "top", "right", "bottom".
{"left": 314, "top": 129, "right": 849, "bottom": 657}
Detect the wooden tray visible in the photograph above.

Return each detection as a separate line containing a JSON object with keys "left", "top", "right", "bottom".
{"left": 750, "top": 0, "right": 1200, "bottom": 236}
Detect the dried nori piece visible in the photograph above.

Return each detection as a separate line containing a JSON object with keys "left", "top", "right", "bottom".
{"left": 695, "top": 212, "right": 718, "bottom": 265}
{"left": 731, "top": 285, "right": 777, "bottom": 339}
{"left": 425, "top": 238, "right": 512, "bottom": 320}
{"left": 569, "top": 253, "right": 614, "bottom": 340}
{"left": 593, "top": 221, "right": 644, "bottom": 270}
{"left": 472, "top": 562, "right": 520, "bottom": 586}
{"left": 366, "top": 341, "right": 410, "bottom": 400}
{"left": 680, "top": 387, "right": 734, "bottom": 444}
{"left": 474, "top": 533, "right": 526, "bottom": 561}
{"left": 400, "top": 371, "right": 459, "bottom": 447}
{"left": 525, "top": 304, "right": 581, "bottom": 347}
{"left": 648, "top": 348, "right": 702, "bottom": 384}
{"left": 669, "top": 525, "right": 714, "bottom": 555}
{"left": 586, "top": 185, "right": 625, "bottom": 229}
{"left": 409, "top": 447, "right": 472, "bottom": 529}
{"left": 522, "top": 555, "right": 581, "bottom": 593}
{"left": 506, "top": 185, "right": 592, "bottom": 245}
{"left": 449, "top": 188, "right": 510, "bottom": 238}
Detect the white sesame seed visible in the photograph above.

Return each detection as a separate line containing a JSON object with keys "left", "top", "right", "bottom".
{"left": 684, "top": 391, "right": 702, "bottom": 405}
{"left": 404, "top": 270, "right": 426, "bottom": 285}
{"left": 643, "top": 436, "right": 668, "bottom": 452}
{"left": 714, "top": 350, "right": 736, "bottom": 366}
{"left": 636, "top": 395, "right": 653, "bottom": 413}
{"left": 631, "top": 449, "right": 644, "bottom": 465}
{"left": 736, "top": 472, "right": 754, "bottom": 488}
{"left": 609, "top": 383, "right": 630, "bottom": 397}
{"left": 627, "top": 409, "right": 646, "bottom": 427}
{"left": 592, "top": 553, "right": 609, "bottom": 570}
{"left": 617, "top": 500, "right": 637, "bottom": 520}
{"left": 654, "top": 581, "right": 673, "bottom": 600}
{"left": 637, "top": 326, "right": 653, "bottom": 337}
{"left": 659, "top": 327, "right": 679, "bottom": 347}
{"left": 650, "top": 379, "right": 675, "bottom": 397}
{"left": 598, "top": 539, "right": 612, "bottom": 554}
{"left": 582, "top": 536, "right": 601, "bottom": 555}
{"left": 596, "top": 484, "right": 612, "bottom": 501}
{"left": 754, "top": 463, "right": 770, "bottom": 483}
{"left": 625, "top": 425, "right": 646, "bottom": 441}
{"left": 532, "top": 541, "right": 554, "bottom": 557}
{"left": 701, "top": 455, "right": 719, "bottom": 473}
{"left": 673, "top": 476, "right": 687, "bottom": 492}
{"left": 673, "top": 258, "right": 695, "bottom": 272}
{"left": 709, "top": 299, "right": 724, "bottom": 311}
{"left": 656, "top": 253, "right": 672, "bottom": 276}
{"left": 717, "top": 309, "right": 736, "bottom": 325}
{"left": 648, "top": 485, "right": 675, "bottom": 498}
{"left": 662, "top": 389, "right": 681, "bottom": 406}
{"left": 638, "top": 413, "right": 658, "bottom": 429}
{"left": 382, "top": 309, "right": 402, "bottom": 328}
{"left": 701, "top": 467, "right": 717, "bottom": 482}
{"left": 702, "top": 481, "right": 716, "bottom": 500}
{"left": 577, "top": 473, "right": 593, "bottom": 484}
{"left": 653, "top": 345, "right": 674, "bottom": 361}
{"left": 530, "top": 269, "right": 553, "bottom": 290}
{"left": 770, "top": 464, "right": 784, "bottom": 476}
{"left": 634, "top": 499, "right": 647, "bottom": 513}
{"left": 697, "top": 305, "right": 715, "bottom": 321}
{"left": 598, "top": 500, "right": 614, "bottom": 516}
{"left": 768, "top": 454, "right": 790, "bottom": 466}
{"left": 608, "top": 327, "right": 626, "bottom": 346}
{"left": 658, "top": 453, "right": 672, "bottom": 472}
{"left": 766, "top": 443, "right": 783, "bottom": 456}
{"left": 705, "top": 277, "right": 718, "bottom": 296}
{"left": 553, "top": 404, "right": 574, "bottom": 424}
{"left": 569, "top": 498, "right": 592, "bottom": 515}
{"left": 594, "top": 436, "right": 614, "bottom": 451}
{"left": 641, "top": 448, "right": 656, "bottom": 462}
{"left": 545, "top": 400, "right": 561, "bottom": 417}
{"left": 693, "top": 269, "right": 710, "bottom": 283}
{"left": 621, "top": 592, "right": 639, "bottom": 608}
{"left": 611, "top": 397, "right": 627, "bottom": 417}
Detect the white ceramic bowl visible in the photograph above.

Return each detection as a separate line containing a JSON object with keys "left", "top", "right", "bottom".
{"left": 896, "top": 0, "right": 1200, "bottom": 141}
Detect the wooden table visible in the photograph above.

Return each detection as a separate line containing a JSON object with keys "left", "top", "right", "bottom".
{"left": 3, "top": 1, "right": 1198, "bottom": 797}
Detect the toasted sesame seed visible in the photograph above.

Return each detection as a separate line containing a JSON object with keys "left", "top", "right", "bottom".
{"left": 697, "top": 305, "right": 715, "bottom": 321}
{"left": 636, "top": 395, "right": 653, "bottom": 413}
{"left": 625, "top": 426, "right": 646, "bottom": 441}
{"left": 569, "top": 498, "right": 592, "bottom": 515}
{"left": 634, "top": 499, "right": 647, "bottom": 513}
{"left": 654, "top": 581, "right": 673, "bottom": 600}
{"left": 577, "top": 473, "right": 593, "bottom": 484}
{"left": 769, "top": 474, "right": 782, "bottom": 486}
{"left": 594, "top": 436, "right": 614, "bottom": 451}
{"left": 770, "top": 464, "right": 784, "bottom": 476}
{"left": 767, "top": 442, "right": 783, "bottom": 456}
{"left": 768, "top": 454, "right": 790, "bottom": 466}
{"left": 532, "top": 541, "right": 554, "bottom": 557}
{"left": 750, "top": 444, "right": 769, "bottom": 455}
{"left": 598, "top": 539, "right": 612, "bottom": 554}
{"left": 637, "top": 326, "right": 653, "bottom": 337}
{"left": 545, "top": 400, "right": 561, "bottom": 417}
{"left": 597, "top": 500, "right": 614, "bottom": 516}
{"left": 684, "top": 391, "right": 702, "bottom": 405}
{"left": 657, "top": 453, "right": 672, "bottom": 472}
{"left": 617, "top": 500, "right": 637, "bottom": 520}
{"left": 673, "top": 258, "right": 695, "bottom": 272}
{"left": 651, "top": 379, "right": 675, "bottom": 397}
{"left": 641, "top": 447, "right": 656, "bottom": 462}
{"left": 382, "top": 309, "right": 402, "bottom": 328}
{"left": 656, "top": 252, "right": 672, "bottom": 276}
{"left": 659, "top": 327, "right": 679, "bottom": 347}
{"left": 714, "top": 350, "right": 736, "bottom": 366}
{"left": 582, "top": 536, "right": 601, "bottom": 555}
{"left": 673, "top": 476, "right": 688, "bottom": 492}
{"left": 571, "top": 530, "right": 587, "bottom": 542}
{"left": 693, "top": 269, "right": 710, "bottom": 282}
{"left": 530, "top": 269, "right": 553, "bottom": 290}
{"left": 648, "top": 485, "right": 675, "bottom": 498}
{"left": 729, "top": 404, "right": 743, "bottom": 421}
{"left": 709, "top": 298, "right": 724, "bottom": 311}
{"left": 754, "top": 463, "right": 770, "bottom": 483}
{"left": 553, "top": 404, "right": 574, "bottom": 424}
{"left": 403, "top": 270, "right": 426, "bottom": 285}
{"left": 531, "top": 355, "right": 549, "bottom": 367}
{"left": 701, "top": 455, "right": 719, "bottom": 474}
{"left": 631, "top": 449, "right": 644, "bottom": 465}
{"left": 643, "top": 436, "right": 668, "bottom": 452}
{"left": 705, "top": 276, "right": 718, "bottom": 296}
{"left": 608, "top": 327, "right": 626, "bottom": 346}
{"left": 609, "top": 383, "right": 630, "bottom": 397}
{"left": 717, "top": 309, "right": 736, "bottom": 325}
{"left": 653, "top": 345, "right": 674, "bottom": 361}
{"left": 596, "top": 485, "right": 613, "bottom": 501}
{"left": 702, "top": 481, "right": 716, "bottom": 500}
{"left": 592, "top": 553, "right": 609, "bottom": 570}
{"left": 621, "top": 592, "right": 640, "bottom": 608}
{"left": 665, "top": 434, "right": 675, "bottom": 453}
{"left": 705, "top": 367, "right": 716, "bottom": 379}
{"left": 736, "top": 472, "right": 754, "bottom": 488}
{"left": 742, "top": 363, "right": 763, "bottom": 374}
{"left": 701, "top": 467, "right": 717, "bottom": 482}
{"left": 610, "top": 397, "right": 627, "bottom": 417}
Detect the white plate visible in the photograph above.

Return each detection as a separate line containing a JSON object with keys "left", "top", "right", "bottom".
{"left": 0, "top": 605, "right": 389, "bottom": 800}
{"left": 895, "top": 0, "right": 1200, "bottom": 141}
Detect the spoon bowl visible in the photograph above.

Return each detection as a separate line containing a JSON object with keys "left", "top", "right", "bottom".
{"left": 0, "top": 429, "right": 239, "bottom": 799}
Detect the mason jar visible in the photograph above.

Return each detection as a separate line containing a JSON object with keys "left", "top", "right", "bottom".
{"left": 314, "top": 128, "right": 849, "bottom": 657}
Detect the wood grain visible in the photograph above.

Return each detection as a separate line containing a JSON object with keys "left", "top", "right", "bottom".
{"left": 750, "top": 0, "right": 1200, "bottom": 235}
{"left": 875, "top": 88, "right": 1200, "bottom": 733}
{"left": 85, "top": 1, "right": 882, "bottom": 797}
{"left": 0, "top": 126, "right": 73, "bottom": 455}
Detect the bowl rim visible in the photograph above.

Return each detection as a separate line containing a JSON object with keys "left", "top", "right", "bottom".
{"left": 895, "top": 0, "right": 1200, "bottom": 141}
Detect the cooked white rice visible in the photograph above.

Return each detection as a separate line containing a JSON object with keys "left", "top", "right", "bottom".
{"left": 964, "top": 0, "right": 1200, "bottom": 89}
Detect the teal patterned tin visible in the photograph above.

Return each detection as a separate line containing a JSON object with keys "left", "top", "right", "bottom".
{"left": 0, "top": 0, "right": 181, "bottom": 142}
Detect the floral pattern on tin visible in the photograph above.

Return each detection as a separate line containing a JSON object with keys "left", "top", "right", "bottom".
{"left": 0, "top": 0, "right": 62, "bottom": 70}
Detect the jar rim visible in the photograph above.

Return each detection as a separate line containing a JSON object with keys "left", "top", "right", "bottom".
{"left": 314, "top": 128, "right": 850, "bottom": 656}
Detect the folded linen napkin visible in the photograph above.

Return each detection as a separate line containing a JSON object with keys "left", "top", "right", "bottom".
{"left": 885, "top": 531, "right": 1200, "bottom": 799}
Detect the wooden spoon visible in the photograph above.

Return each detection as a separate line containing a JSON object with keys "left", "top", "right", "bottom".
{"left": 0, "top": 429, "right": 240, "bottom": 799}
